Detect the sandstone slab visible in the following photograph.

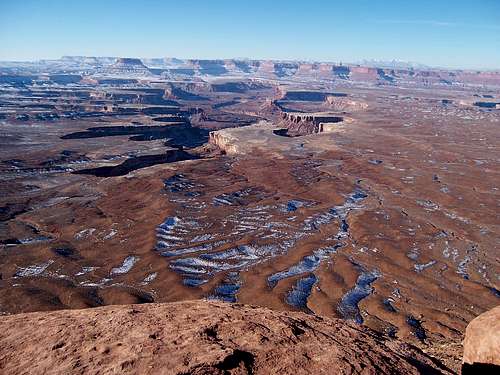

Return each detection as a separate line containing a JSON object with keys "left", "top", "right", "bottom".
{"left": 0, "top": 301, "right": 453, "bottom": 375}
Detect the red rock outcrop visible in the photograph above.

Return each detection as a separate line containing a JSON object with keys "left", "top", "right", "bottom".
{"left": 279, "top": 112, "right": 343, "bottom": 135}
{"left": 0, "top": 301, "right": 453, "bottom": 375}
{"left": 462, "top": 305, "right": 500, "bottom": 374}
{"left": 350, "top": 66, "right": 379, "bottom": 81}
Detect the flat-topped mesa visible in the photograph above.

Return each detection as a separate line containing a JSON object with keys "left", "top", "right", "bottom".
{"left": 280, "top": 112, "right": 343, "bottom": 135}
{"left": 104, "top": 57, "right": 151, "bottom": 75}
{"left": 294, "top": 63, "right": 329, "bottom": 75}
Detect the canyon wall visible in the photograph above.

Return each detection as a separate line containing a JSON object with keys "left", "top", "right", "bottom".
{"left": 279, "top": 112, "right": 344, "bottom": 135}
{"left": 209, "top": 129, "right": 240, "bottom": 154}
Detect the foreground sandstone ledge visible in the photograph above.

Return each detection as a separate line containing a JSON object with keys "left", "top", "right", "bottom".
{"left": 462, "top": 305, "right": 500, "bottom": 373}
{"left": 0, "top": 301, "right": 453, "bottom": 375}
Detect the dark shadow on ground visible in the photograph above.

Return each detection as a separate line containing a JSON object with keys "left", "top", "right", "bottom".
{"left": 61, "top": 124, "right": 209, "bottom": 148}
{"left": 73, "top": 150, "right": 199, "bottom": 177}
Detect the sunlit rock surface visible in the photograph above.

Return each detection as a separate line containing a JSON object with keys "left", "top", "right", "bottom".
{"left": 0, "top": 301, "right": 454, "bottom": 375}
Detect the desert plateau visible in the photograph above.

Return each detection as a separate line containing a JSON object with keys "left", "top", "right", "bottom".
{"left": 0, "top": 1, "right": 499, "bottom": 373}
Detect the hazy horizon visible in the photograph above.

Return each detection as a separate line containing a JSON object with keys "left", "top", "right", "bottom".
{"left": 1, "top": 0, "right": 499, "bottom": 70}
{"left": 2, "top": 55, "right": 499, "bottom": 72}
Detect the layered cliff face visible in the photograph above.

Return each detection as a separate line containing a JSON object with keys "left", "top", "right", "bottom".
{"left": 89, "top": 88, "right": 177, "bottom": 105}
{"left": 0, "top": 301, "right": 454, "bottom": 375}
{"left": 164, "top": 83, "right": 209, "bottom": 101}
{"left": 164, "top": 80, "right": 269, "bottom": 97}
{"left": 257, "top": 60, "right": 279, "bottom": 76}
{"left": 209, "top": 129, "right": 240, "bottom": 154}
{"left": 294, "top": 63, "right": 342, "bottom": 78}
{"left": 210, "top": 81, "right": 270, "bottom": 93}
{"left": 279, "top": 112, "right": 344, "bottom": 135}
{"left": 348, "top": 66, "right": 398, "bottom": 82}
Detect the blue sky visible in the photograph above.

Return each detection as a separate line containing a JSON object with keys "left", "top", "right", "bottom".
{"left": 1, "top": 0, "right": 499, "bottom": 69}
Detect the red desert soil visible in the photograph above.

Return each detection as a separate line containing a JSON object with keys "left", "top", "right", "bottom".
{"left": 0, "top": 300, "right": 454, "bottom": 375}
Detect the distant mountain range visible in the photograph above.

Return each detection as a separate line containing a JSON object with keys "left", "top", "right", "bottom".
{"left": 1, "top": 56, "right": 499, "bottom": 87}
{"left": 353, "top": 59, "right": 432, "bottom": 70}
